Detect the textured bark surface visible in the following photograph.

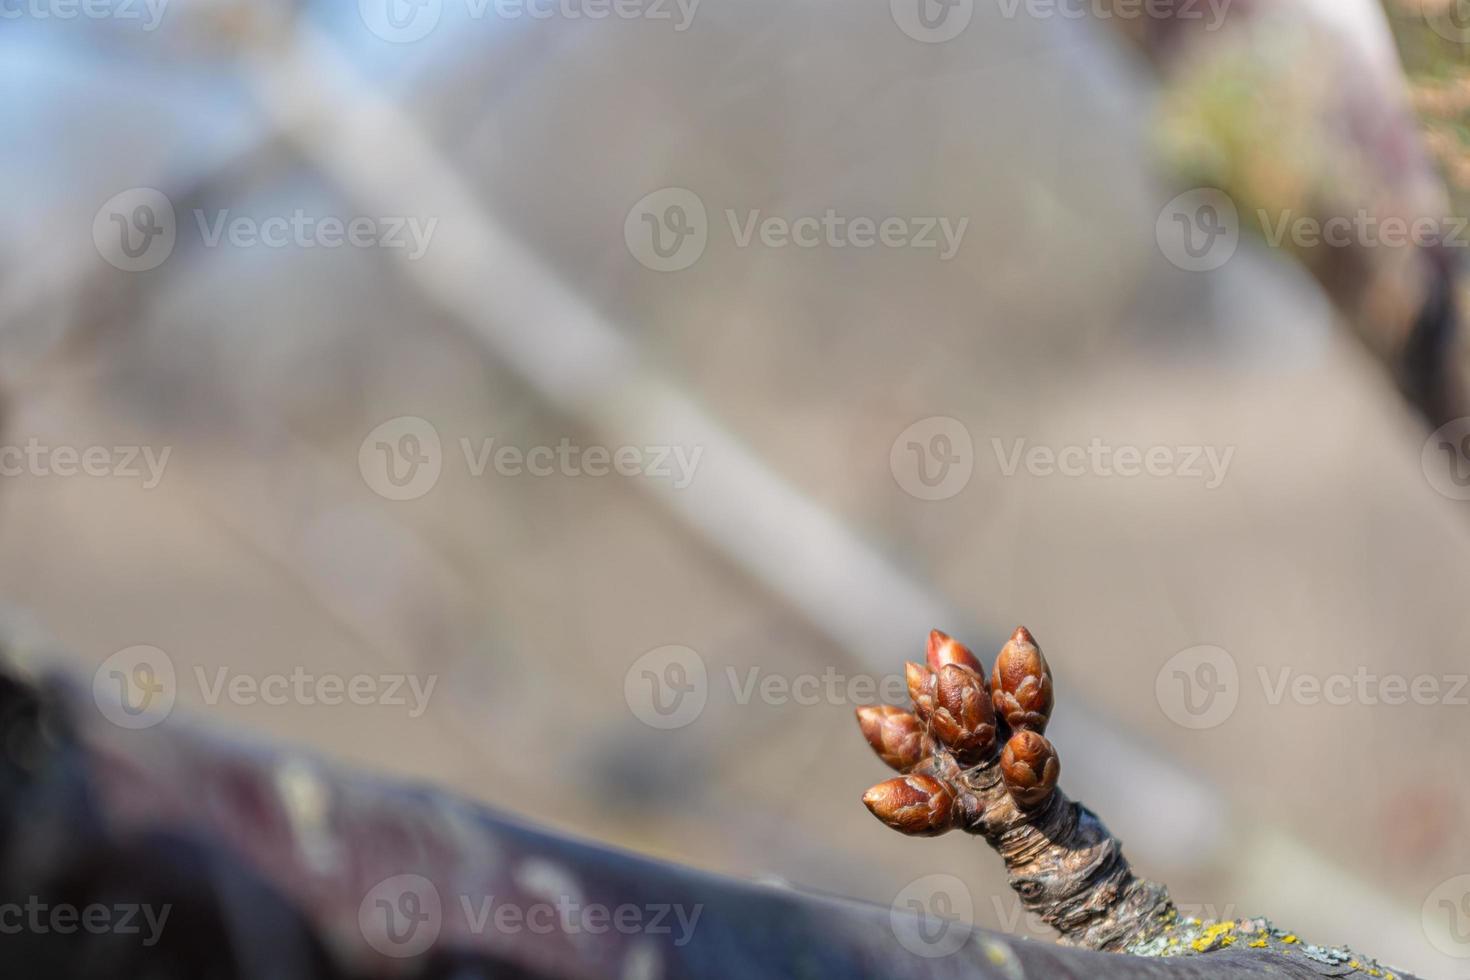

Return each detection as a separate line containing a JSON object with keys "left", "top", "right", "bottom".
{"left": 944, "top": 754, "right": 1173, "bottom": 952}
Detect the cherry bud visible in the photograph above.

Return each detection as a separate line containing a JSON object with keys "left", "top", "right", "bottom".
{"left": 862, "top": 773, "right": 956, "bottom": 836}
{"left": 928, "top": 664, "right": 997, "bottom": 764}
{"left": 990, "top": 626, "right": 1054, "bottom": 733}
{"left": 905, "top": 661, "right": 937, "bottom": 720}
{"left": 999, "top": 730, "right": 1060, "bottom": 810}
{"left": 855, "top": 705, "right": 932, "bottom": 772}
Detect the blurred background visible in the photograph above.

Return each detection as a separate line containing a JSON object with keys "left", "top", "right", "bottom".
{"left": 4, "top": 0, "right": 1470, "bottom": 976}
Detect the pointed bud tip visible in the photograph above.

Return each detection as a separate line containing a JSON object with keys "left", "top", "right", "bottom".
{"left": 926, "top": 629, "right": 984, "bottom": 674}
{"left": 1010, "top": 626, "right": 1035, "bottom": 646}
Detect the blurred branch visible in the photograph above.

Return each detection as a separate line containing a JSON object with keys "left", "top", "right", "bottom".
{"left": 0, "top": 656, "right": 1415, "bottom": 979}
{"left": 1111, "top": 0, "right": 1470, "bottom": 427}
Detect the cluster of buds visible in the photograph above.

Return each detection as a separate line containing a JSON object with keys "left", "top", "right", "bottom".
{"left": 861, "top": 627, "right": 1059, "bottom": 836}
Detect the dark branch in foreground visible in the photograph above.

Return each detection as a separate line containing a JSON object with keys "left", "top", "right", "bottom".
{"left": 0, "top": 650, "right": 1413, "bottom": 979}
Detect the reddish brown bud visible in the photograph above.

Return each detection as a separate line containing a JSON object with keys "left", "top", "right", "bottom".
{"left": 926, "top": 629, "right": 984, "bottom": 675}
{"left": 999, "top": 730, "right": 1060, "bottom": 810}
{"left": 862, "top": 773, "right": 956, "bottom": 836}
{"left": 928, "top": 664, "right": 997, "bottom": 764}
{"left": 855, "top": 705, "right": 932, "bottom": 772}
{"left": 905, "top": 661, "right": 937, "bottom": 720}
{"left": 990, "top": 626, "right": 1054, "bottom": 733}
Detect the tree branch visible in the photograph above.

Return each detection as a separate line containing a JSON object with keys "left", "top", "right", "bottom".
{"left": 0, "top": 646, "right": 1416, "bottom": 979}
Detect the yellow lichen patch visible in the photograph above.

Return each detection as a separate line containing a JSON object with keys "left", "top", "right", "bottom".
{"left": 1282, "top": 934, "right": 1298, "bottom": 944}
{"left": 1189, "top": 921, "right": 1238, "bottom": 953}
